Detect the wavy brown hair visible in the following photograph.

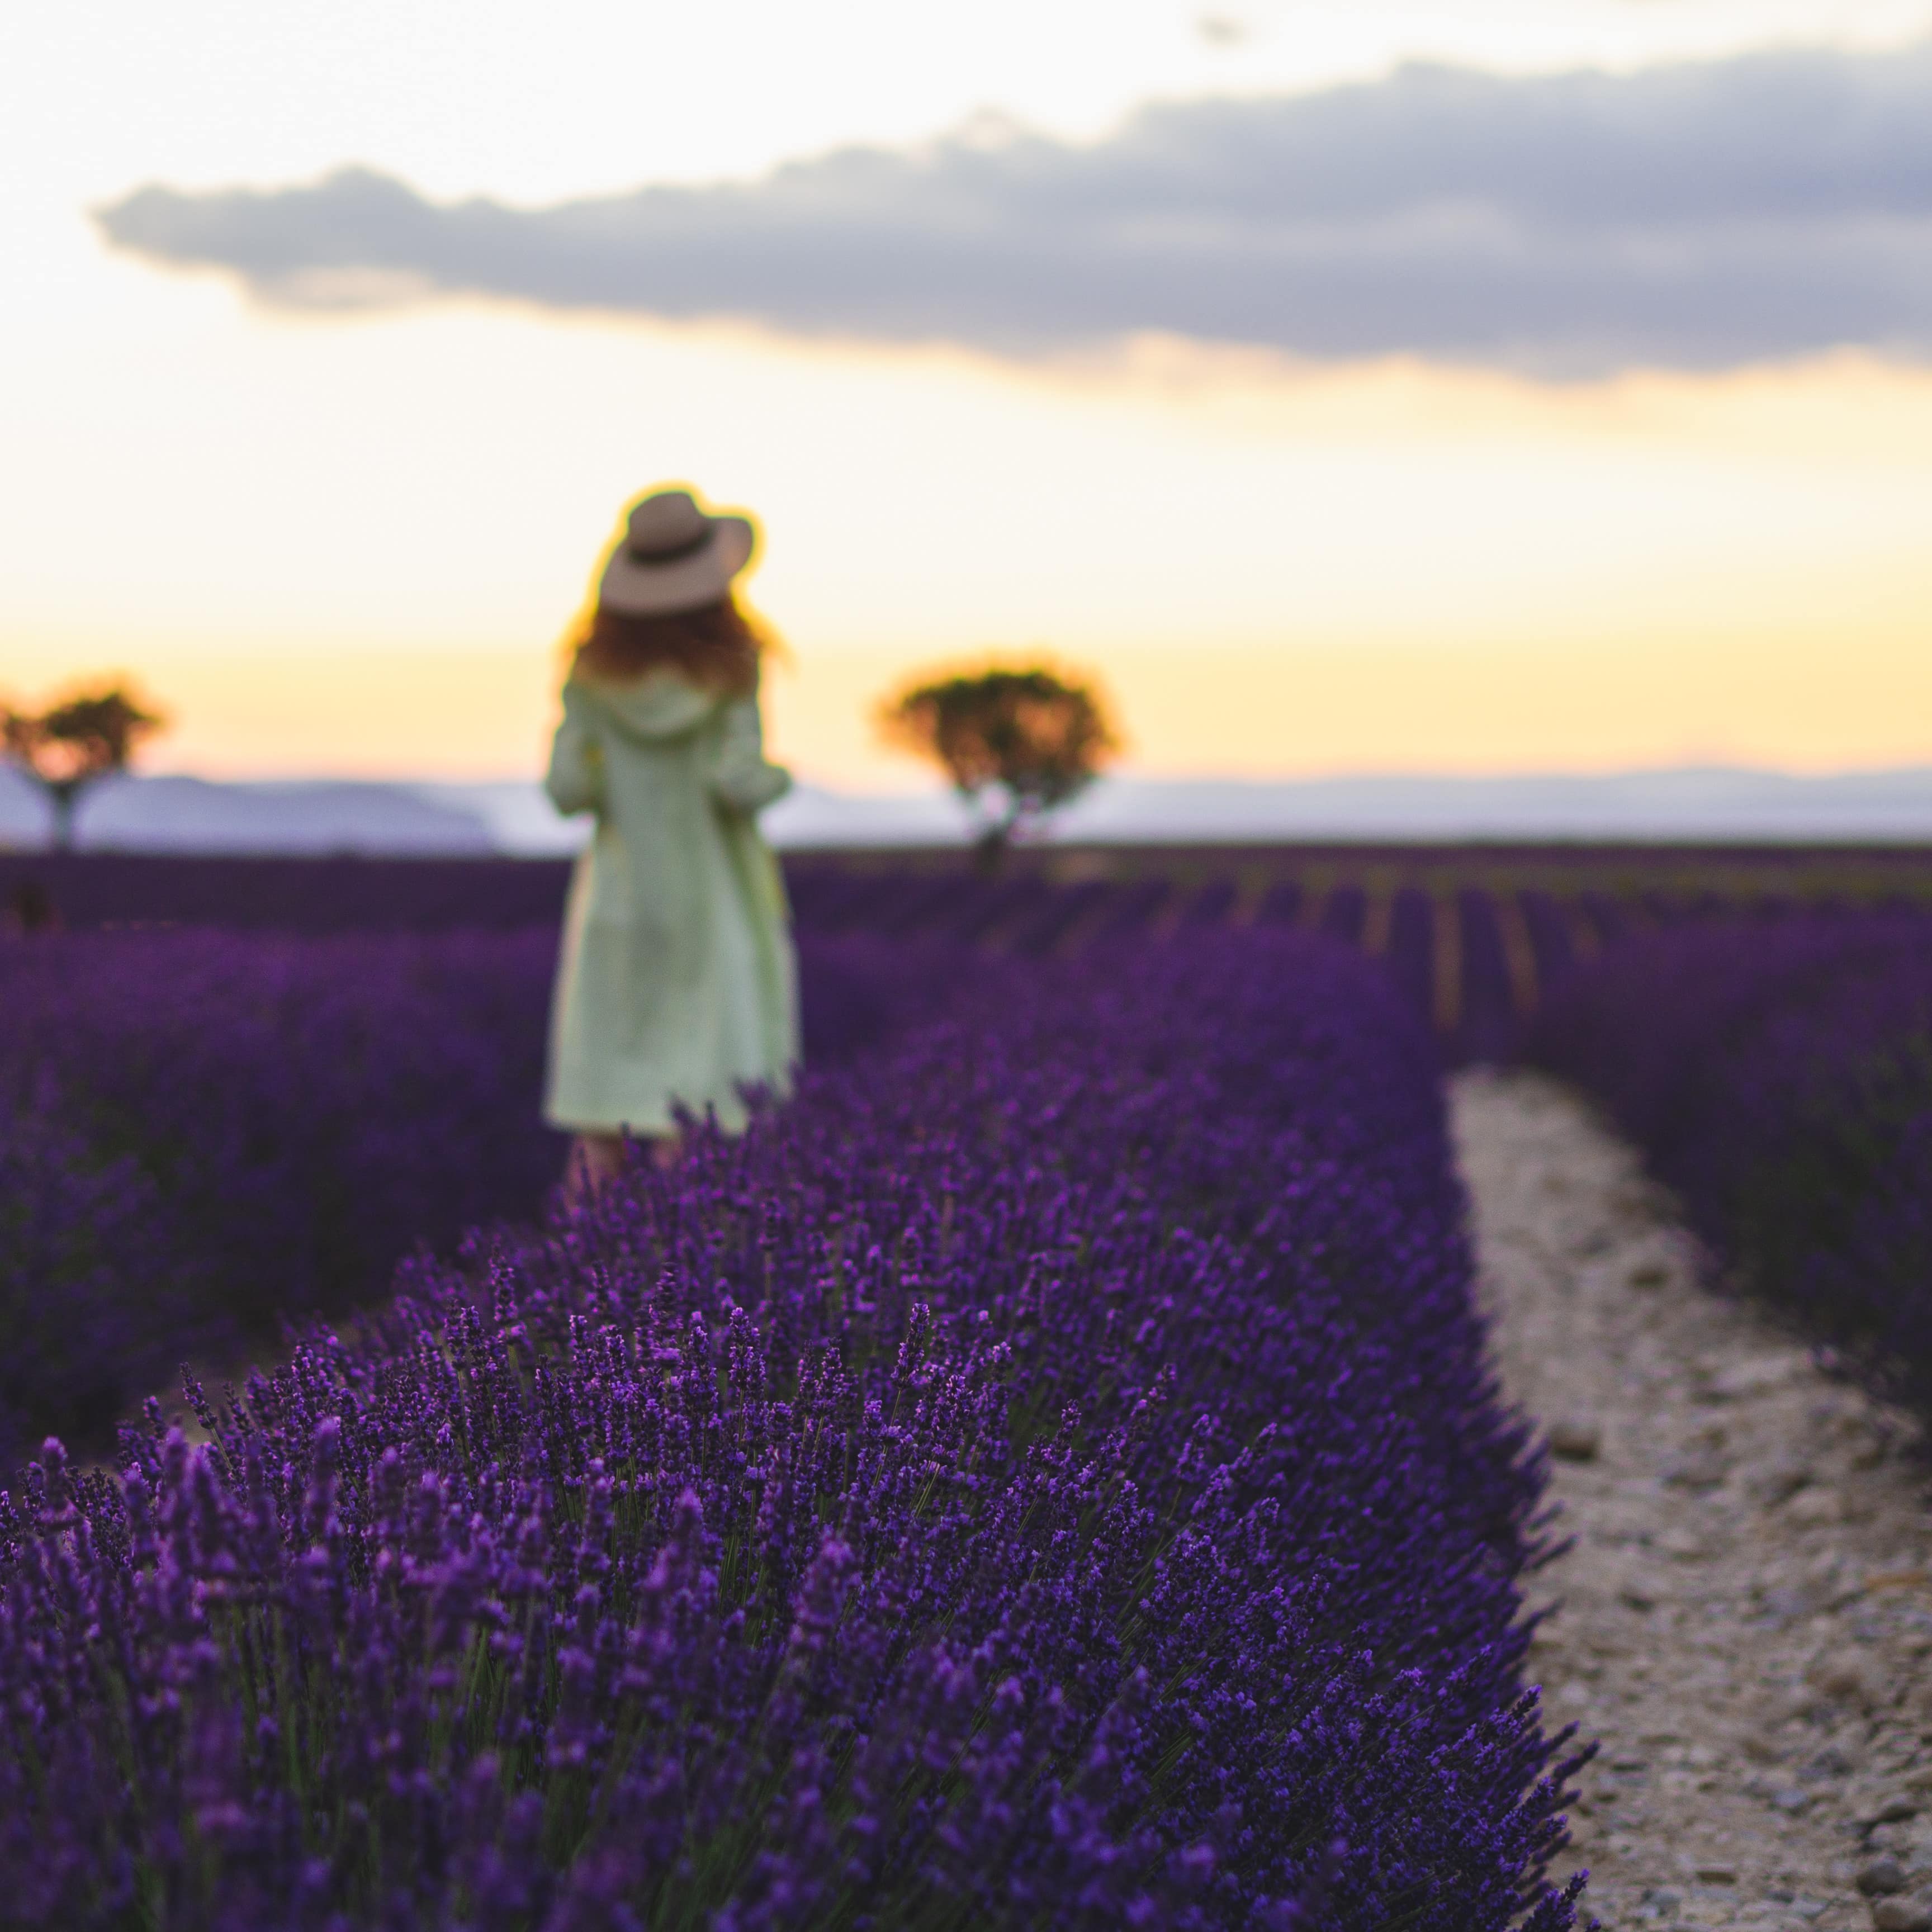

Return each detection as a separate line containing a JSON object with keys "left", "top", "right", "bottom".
{"left": 568, "top": 595, "right": 769, "bottom": 694}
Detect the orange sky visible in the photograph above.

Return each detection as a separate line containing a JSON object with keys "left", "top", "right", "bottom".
{"left": 8, "top": 338, "right": 1930, "bottom": 788}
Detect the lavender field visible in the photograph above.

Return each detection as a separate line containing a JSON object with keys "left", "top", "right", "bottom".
{"left": 8, "top": 846, "right": 1932, "bottom": 1928}
{"left": 9, "top": 841, "right": 1931, "bottom": 1063}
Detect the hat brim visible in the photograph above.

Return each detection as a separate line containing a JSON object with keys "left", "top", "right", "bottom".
{"left": 598, "top": 514, "right": 756, "bottom": 615}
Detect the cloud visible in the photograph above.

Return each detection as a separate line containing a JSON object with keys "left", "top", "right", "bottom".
{"left": 95, "top": 44, "right": 1932, "bottom": 373}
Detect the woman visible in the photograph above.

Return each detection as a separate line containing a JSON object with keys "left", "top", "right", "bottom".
{"left": 542, "top": 486, "right": 798, "bottom": 1194}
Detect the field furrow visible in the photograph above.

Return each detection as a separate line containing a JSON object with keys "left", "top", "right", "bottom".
{"left": 1459, "top": 1072, "right": 1932, "bottom": 1932}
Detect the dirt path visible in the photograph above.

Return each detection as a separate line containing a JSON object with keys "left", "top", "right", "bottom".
{"left": 1452, "top": 1071, "right": 1932, "bottom": 1932}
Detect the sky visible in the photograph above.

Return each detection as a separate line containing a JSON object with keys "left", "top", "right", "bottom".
{"left": 6, "top": 0, "right": 1932, "bottom": 788}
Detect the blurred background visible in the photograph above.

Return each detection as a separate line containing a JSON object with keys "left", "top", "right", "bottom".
{"left": 6, "top": 0, "right": 1932, "bottom": 849}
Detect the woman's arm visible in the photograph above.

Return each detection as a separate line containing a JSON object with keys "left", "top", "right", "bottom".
{"left": 711, "top": 690, "right": 792, "bottom": 813}
{"left": 543, "top": 684, "right": 604, "bottom": 816}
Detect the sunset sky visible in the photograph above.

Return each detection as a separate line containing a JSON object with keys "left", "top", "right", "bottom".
{"left": 7, "top": 0, "right": 1932, "bottom": 789}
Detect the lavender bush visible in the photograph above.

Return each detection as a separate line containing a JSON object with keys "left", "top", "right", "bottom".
{"left": 0, "top": 1102, "right": 183, "bottom": 1470}
{"left": 0, "top": 929, "right": 563, "bottom": 1461}
{"left": 1, "top": 930, "right": 1587, "bottom": 1930}
{"left": 1525, "top": 913, "right": 1932, "bottom": 1419}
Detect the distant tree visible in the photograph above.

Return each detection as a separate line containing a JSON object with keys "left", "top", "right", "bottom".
{"left": 2, "top": 684, "right": 165, "bottom": 850}
{"left": 879, "top": 664, "right": 1117, "bottom": 868}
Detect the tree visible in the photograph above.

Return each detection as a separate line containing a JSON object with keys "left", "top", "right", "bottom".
{"left": 2, "top": 684, "right": 165, "bottom": 850}
{"left": 878, "top": 665, "right": 1117, "bottom": 868}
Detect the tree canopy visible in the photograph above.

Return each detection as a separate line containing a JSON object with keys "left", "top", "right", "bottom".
{"left": 878, "top": 665, "right": 1116, "bottom": 860}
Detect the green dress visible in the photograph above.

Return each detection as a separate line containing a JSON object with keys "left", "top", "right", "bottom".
{"left": 541, "top": 666, "right": 798, "bottom": 1137}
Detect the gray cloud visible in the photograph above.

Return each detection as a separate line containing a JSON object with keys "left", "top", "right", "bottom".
{"left": 96, "top": 45, "right": 1932, "bottom": 373}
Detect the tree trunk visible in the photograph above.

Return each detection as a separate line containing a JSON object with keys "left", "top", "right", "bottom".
{"left": 972, "top": 824, "right": 1008, "bottom": 877}
{"left": 47, "top": 779, "right": 82, "bottom": 851}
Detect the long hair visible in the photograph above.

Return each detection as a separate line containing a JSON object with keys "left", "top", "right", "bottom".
{"left": 567, "top": 595, "right": 769, "bottom": 694}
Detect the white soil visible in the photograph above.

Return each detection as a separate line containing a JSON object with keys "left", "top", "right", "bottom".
{"left": 1452, "top": 1071, "right": 1932, "bottom": 1932}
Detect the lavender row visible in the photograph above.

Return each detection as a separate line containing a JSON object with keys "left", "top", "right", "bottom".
{"left": 2, "top": 929, "right": 1587, "bottom": 1929}
{"left": 0, "top": 929, "right": 938, "bottom": 1466}
{"left": 1525, "top": 914, "right": 1932, "bottom": 1422}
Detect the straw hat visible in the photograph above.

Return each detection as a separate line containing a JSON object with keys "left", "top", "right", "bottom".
{"left": 598, "top": 488, "right": 757, "bottom": 615}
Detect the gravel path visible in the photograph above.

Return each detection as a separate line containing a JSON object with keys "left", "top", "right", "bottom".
{"left": 1453, "top": 1071, "right": 1932, "bottom": 1932}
